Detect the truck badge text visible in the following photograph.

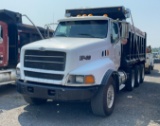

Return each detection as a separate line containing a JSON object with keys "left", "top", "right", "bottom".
{"left": 79, "top": 55, "right": 91, "bottom": 61}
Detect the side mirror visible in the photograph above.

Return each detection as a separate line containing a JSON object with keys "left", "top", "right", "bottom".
{"left": 121, "top": 22, "right": 129, "bottom": 39}
{"left": 120, "top": 22, "right": 129, "bottom": 45}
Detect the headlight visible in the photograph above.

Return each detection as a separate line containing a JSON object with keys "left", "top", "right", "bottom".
{"left": 67, "top": 75, "right": 95, "bottom": 85}
{"left": 68, "top": 75, "right": 84, "bottom": 84}
{"left": 16, "top": 67, "right": 21, "bottom": 78}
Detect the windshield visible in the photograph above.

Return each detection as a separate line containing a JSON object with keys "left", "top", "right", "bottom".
{"left": 54, "top": 20, "right": 108, "bottom": 38}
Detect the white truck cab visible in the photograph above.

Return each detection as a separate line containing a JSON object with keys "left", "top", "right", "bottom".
{"left": 16, "top": 6, "right": 146, "bottom": 116}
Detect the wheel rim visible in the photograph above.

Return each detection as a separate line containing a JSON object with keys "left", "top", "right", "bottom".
{"left": 107, "top": 85, "right": 115, "bottom": 109}
{"left": 131, "top": 73, "right": 135, "bottom": 88}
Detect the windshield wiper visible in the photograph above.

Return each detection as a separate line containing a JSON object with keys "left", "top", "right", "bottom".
{"left": 77, "top": 33, "right": 95, "bottom": 38}
{"left": 55, "top": 33, "right": 67, "bottom": 37}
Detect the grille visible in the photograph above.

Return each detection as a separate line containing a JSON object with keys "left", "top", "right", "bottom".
{"left": 24, "top": 50, "right": 66, "bottom": 71}
{"left": 24, "top": 71, "right": 63, "bottom": 80}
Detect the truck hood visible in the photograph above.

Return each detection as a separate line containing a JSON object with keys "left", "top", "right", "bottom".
{"left": 22, "top": 37, "right": 104, "bottom": 51}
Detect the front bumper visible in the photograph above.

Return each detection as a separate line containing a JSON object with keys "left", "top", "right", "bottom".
{"left": 17, "top": 80, "right": 99, "bottom": 101}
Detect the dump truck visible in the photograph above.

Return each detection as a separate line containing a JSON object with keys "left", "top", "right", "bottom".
{"left": 0, "top": 9, "right": 52, "bottom": 86}
{"left": 16, "top": 6, "right": 147, "bottom": 116}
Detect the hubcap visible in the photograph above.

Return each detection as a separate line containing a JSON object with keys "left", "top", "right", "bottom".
{"left": 107, "top": 85, "right": 114, "bottom": 109}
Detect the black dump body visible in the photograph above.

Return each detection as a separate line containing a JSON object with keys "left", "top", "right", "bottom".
{"left": 66, "top": 6, "right": 126, "bottom": 20}
{"left": 0, "top": 9, "right": 22, "bottom": 24}
{"left": 120, "top": 29, "right": 147, "bottom": 69}
{"left": 0, "top": 9, "right": 53, "bottom": 67}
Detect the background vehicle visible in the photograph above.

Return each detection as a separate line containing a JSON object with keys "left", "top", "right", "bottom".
{"left": 17, "top": 6, "right": 147, "bottom": 116}
{"left": 153, "top": 51, "right": 159, "bottom": 59}
{"left": 0, "top": 9, "right": 53, "bottom": 86}
{"left": 145, "top": 46, "right": 154, "bottom": 74}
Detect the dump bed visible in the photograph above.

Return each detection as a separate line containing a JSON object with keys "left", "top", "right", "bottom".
{"left": 120, "top": 24, "right": 147, "bottom": 68}
{"left": 0, "top": 9, "right": 22, "bottom": 24}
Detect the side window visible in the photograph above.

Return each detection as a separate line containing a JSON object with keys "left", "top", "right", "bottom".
{"left": 58, "top": 26, "right": 67, "bottom": 33}
{"left": 56, "top": 24, "right": 69, "bottom": 36}
{"left": 111, "top": 22, "right": 119, "bottom": 43}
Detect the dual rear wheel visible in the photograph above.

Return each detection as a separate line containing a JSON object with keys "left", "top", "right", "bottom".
{"left": 126, "top": 64, "right": 144, "bottom": 91}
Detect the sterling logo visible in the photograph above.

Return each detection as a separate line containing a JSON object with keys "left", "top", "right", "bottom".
{"left": 39, "top": 47, "right": 45, "bottom": 51}
{"left": 80, "top": 55, "right": 91, "bottom": 61}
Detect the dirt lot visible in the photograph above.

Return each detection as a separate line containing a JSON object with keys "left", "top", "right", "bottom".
{"left": 0, "top": 63, "right": 160, "bottom": 126}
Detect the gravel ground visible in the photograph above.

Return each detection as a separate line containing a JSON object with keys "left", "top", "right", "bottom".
{"left": 0, "top": 63, "right": 160, "bottom": 126}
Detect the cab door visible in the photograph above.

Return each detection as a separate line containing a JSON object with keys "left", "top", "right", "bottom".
{"left": 0, "top": 21, "right": 8, "bottom": 67}
{"left": 110, "top": 20, "right": 121, "bottom": 70}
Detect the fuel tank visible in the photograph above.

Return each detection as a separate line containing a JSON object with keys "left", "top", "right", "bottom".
{"left": 0, "top": 69, "right": 16, "bottom": 85}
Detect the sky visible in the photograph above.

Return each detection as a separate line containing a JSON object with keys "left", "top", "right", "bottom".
{"left": 1, "top": 0, "right": 160, "bottom": 48}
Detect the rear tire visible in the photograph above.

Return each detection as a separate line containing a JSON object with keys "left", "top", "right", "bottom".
{"left": 23, "top": 96, "right": 46, "bottom": 105}
{"left": 140, "top": 64, "right": 145, "bottom": 83}
{"left": 126, "top": 69, "right": 135, "bottom": 91}
{"left": 135, "top": 66, "right": 140, "bottom": 87}
{"left": 91, "top": 77, "right": 116, "bottom": 116}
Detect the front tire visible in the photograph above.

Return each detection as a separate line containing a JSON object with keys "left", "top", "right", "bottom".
{"left": 91, "top": 77, "right": 116, "bottom": 116}
{"left": 23, "top": 96, "right": 46, "bottom": 105}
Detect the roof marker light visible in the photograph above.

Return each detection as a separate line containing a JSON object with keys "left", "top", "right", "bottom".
{"left": 103, "top": 14, "right": 108, "bottom": 17}
{"left": 82, "top": 14, "right": 87, "bottom": 16}
{"left": 77, "top": 14, "right": 81, "bottom": 17}
{"left": 88, "top": 14, "right": 93, "bottom": 16}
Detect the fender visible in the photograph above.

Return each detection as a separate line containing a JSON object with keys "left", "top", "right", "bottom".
{"left": 101, "top": 69, "right": 119, "bottom": 92}
{"left": 101, "top": 69, "right": 115, "bottom": 85}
